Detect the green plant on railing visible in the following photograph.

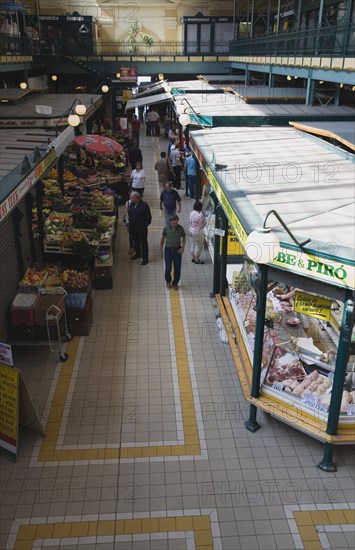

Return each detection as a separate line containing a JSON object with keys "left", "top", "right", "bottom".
{"left": 128, "top": 22, "right": 154, "bottom": 53}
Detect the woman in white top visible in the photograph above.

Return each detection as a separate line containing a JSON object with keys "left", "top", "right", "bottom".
{"left": 188, "top": 201, "right": 206, "bottom": 264}
{"left": 130, "top": 161, "right": 146, "bottom": 197}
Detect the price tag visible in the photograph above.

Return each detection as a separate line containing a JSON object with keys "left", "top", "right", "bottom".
{"left": 214, "top": 228, "right": 225, "bottom": 237}
{"left": 346, "top": 404, "right": 355, "bottom": 416}
{"left": 302, "top": 393, "right": 318, "bottom": 408}
{"left": 272, "top": 383, "right": 284, "bottom": 392}
{"left": 317, "top": 401, "right": 329, "bottom": 413}
{"left": 327, "top": 372, "right": 334, "bottom": 380}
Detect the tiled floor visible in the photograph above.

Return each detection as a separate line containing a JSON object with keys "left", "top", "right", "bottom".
{"left": 1, "top": 129, "right": 354, "bottom": 550}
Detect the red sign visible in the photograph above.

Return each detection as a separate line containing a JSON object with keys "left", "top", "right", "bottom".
{"left": 120, "top": 66, "right": 137, "bottom": 81}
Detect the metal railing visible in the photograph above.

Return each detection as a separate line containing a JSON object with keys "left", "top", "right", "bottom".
{"left": 0, "top": 38, "right": 231, "bottom": 57}
{"left": 230, "top": 23, "right": 355, "bottom": 57}
{"left": 1, "top": 24, "right": 354, "bottom": 59}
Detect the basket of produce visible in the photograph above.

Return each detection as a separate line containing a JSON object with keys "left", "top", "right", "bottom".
{"left": 90, "top": 192, "right": 115, "bottom": 213}
{"left": 19, "top": 267, "right": 47, "bottom": 291}
{"left": 62, "top": 269, "right": 90, "bottom": 292}
{"left": 73, "top": 211, "right": 100, "bottom": 231}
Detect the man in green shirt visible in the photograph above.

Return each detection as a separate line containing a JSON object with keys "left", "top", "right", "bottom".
{"left": 160, "top": 215, "right": 186, "bottom": 290}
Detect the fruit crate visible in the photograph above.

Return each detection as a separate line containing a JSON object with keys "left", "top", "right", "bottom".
{"left": 35, "top": 294, "right": 65, "bottom": 325}
{"left": 11, "top": 293, "right": 38, "bottom": 326}
{"left": 44, "top": 240, "right": 62, "bottom": 254}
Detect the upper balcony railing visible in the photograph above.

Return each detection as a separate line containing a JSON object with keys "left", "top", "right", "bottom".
{"left": 1, "top": 23, "right": 354, "bottom": 59}
{"left": 230, "top": 22, "right": 355, "bottom": 57}
{"left": 0, "top": 37, "right": 230, "bottom": 57}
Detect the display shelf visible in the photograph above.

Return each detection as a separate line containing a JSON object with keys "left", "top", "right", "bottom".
{"left": 228, "top": 288, "right": 254, "bottom": 364}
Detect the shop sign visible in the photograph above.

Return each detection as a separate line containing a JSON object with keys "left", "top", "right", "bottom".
{"left": 294, "top": 291, "right": 332, "bottom": 321}
{"left": 120, "top": 67, "right": 137, "bottom": 82}
{"left": 273, "top": 250, "right": 354, "bottom": 291}
{"left": 0, "top": 118, "right": 63, "bottom": 128}
{"left": 0, "top": 364, "right": 19, "bottom": 461}
{"left": 0, "top": 149, "right": 57, "bottom": 222}
{"left": 0, "top": 343, "right": 13, "bottom": 366}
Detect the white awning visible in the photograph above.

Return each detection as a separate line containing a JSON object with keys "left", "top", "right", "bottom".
{"left": 125, "top": 92, "right": 172, "bottom": 110}
{"left": 134, "top": 82, "right": 166, "bottom": 97}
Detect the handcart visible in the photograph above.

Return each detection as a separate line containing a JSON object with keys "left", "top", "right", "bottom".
{"left": 10, "top": 287, "right": 72, "bottom": 362}
{"left": 40, "top": 287, "right": 72, "bottom": 362}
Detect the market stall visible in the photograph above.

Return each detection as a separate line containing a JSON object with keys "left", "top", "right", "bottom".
{"left": 189, "top": 125, "right": 355, "bottom": 471}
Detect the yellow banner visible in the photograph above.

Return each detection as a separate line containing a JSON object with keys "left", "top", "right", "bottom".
{"left": 0, "top": 364, "right": 19, "bottom": 445}
{"left": 294, "top": 291, "right": 332, "bottom": 321}
{"left": 122, "top": 89, "right": 133, "bottom": 103}
{"left": 207, "top": 167, "right": 248, "bottom": 247}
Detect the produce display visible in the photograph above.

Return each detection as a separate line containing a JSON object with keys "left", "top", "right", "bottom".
{"left": 90, "top": 192, "right": 114, "bottom": 211}
{"left": 62, "top": 269, "right": 90, "bottom": 290}
{"left": 19, "top": 267, "right": 47, "bottom": 288}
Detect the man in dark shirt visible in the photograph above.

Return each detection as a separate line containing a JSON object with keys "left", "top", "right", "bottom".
{"left": 128, "top": 191, "right": 152, "bottom": 265}
{"left": 128, "top": 143, "right": 143, "bottom": 171}
{"left": 160, "top": 215, "right": 186, "bottom": 289}
{"left": 160, "top": 182, "right": 181, "bottom": 225}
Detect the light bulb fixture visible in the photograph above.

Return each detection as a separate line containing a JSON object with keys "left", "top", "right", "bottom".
{"left": 286, "top": 75, "right": 292, "bottom": 81}
{"left": 319, "top": 80, "right": 324, "bottom": 84}
{"left": 101, "top": 84, "right": 109, "bottom": 93}
{"left": 51, "top": 75, "right": 58, "bottom": 81}
{"left": 174, "top": 98, "right": 211, "bottom": 129}
{"left": 68, "top": 114, "right": 80, "bottom": 127}
{"left": 19, "top": 82, "right": 28, "bottom": 90}
{"left": 245, "top": 209, "right": 311, "bottom": 265}
{"left": 352, "top": 86, "right": 355, "bottom": 92}
{"left": 340, "top": 83, "right": 344, "bottom": 88}
{"left": 75, "top": 103, "right": 87, "bottom": 116}
{"left": 179, "top": 113, "right": 191, "bottom": 126}
{"left": 158, "top": 73, "right": 164, "bottom": 81}
{"left": 294, "top": 76, "right": 298, "bottom": 79}
{"left": 116, "top": 72, "right": 120, "bottom": 78}
{"left": 164, "top": 84, "right": 172, "bottom": 93}
{"left": 245, "top": 228, "right": 281, "bottom": 264}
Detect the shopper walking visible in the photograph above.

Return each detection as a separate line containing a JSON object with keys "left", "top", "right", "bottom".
{"left": 130, "top": 161, "right": 145, "bottom": 196}
{"left": 160, "top": 182, "right": 181, "bottom": 225}
{"left": 130, "top": 114, "right": 141, "bottom": 145}
{"left": 155, "top": 151, "right": 173, "bottom": 187}
{"left": 127, "top": 191, "right": 152, "bottom": 265}
{"left": 160, "top": 215, "right": 186, "bottom": 290}
{"left": 124, "top": 191, "right": 135, "bottom": 254}
{"left": 185, "top": 150, "right": 198, "bottom": 198}
{"left": 128, "top": 143, "right": 143, "bottom": 171}
{"left": 188, "top": 201, "right": 206, "bottom": 264}
{"left": 170, "top": 144, "right": 182, "bottom": 189}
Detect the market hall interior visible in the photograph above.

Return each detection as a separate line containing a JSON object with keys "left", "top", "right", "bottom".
{"left": 1, "top": 126, "right": 354, "bottom": 550}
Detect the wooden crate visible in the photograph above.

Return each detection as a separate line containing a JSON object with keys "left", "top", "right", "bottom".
{"left": 44, "top": 240, "right": 62, "bottom": 254}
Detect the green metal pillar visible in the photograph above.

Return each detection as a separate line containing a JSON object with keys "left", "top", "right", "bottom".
{"left": 219, "top": 209, "right": 228, "bottom": 297}
{"left": 306, "top": 76, "right": 315, "bottom": 105}
{"left": 212, "top": 204, "right": 222, "bottom": 297}
{"left": 318, "top": 294, "right": 354, "bottom": 472}
{"left": 245, "top": 264, "right": 268, "bottom": 433}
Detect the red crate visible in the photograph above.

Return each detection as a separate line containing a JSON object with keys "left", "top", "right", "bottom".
{"left": 11, "top": 293, "right": 38, "bottom": 326}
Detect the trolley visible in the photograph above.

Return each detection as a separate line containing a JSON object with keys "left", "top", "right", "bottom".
{"left": 10, "top": 287, "right": 72, "bottom": 362}
{"left": 40, "top": 287, "right": 71, "bottom": 361}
